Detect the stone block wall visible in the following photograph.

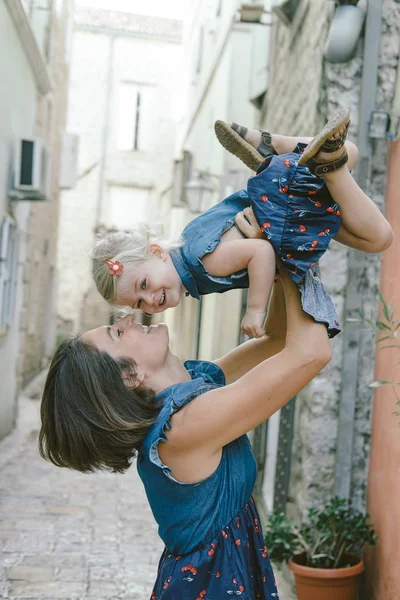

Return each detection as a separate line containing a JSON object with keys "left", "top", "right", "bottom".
{"left": 262, "top": 0, "right": 350, "bottom": 522}
{"left": 261, "top": 0, "right": 400, "bottom": 522}
{"left": 263, "top": 0, "right": 336, "bottom": 136}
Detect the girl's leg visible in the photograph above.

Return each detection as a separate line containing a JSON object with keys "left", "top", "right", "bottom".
{"left": 271, "top": 134, "right": 359, "bottom": 169}
{"left": 236, "top": 127, "right": 359, "bottom": 169}
{"left": 323, "top": 167, "right": 393, "bottom": 253}
{"left": 225, "top": 123, "right": 392, "bottom": 252}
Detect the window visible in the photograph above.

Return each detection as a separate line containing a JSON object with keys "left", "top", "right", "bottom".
{"left": 0, "top": 217, "right": 18, "bottom": 334}
{"left": 54, "top": 0, "right": 64, "bottom": 16}
{"left": 107, "top": 186, "right": 150, "bottom": 231}
{"left": 116, "top": 83, "right": 144, "bottom": 151}
{"left": 196, "top": 27, "right": 205, "bottom": 75}
{"left": 272, "top": 0, "right": 301, "bottom": 25}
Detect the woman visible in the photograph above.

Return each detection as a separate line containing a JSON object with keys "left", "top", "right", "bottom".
{"left": 39, "top": 264, "right": 331, "bottom": 599}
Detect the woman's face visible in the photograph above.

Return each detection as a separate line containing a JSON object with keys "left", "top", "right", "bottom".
{"left": 81, "top": 314, "right": 170, "bottom": 374}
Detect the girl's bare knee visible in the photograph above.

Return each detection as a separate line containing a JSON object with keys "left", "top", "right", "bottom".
{"left": 379, "top": 221, "right": 394, "bottom": 252}
{"left": 371, "top": 221, "right": 394, "bottom": 253}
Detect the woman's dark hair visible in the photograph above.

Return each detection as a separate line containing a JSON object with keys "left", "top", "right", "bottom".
{"left": 39, "top": 336, "right": 162, "bottom": 473}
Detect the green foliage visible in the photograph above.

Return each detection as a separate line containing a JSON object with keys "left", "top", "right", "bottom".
{"left": 264, "top": 498, "right": 377, "bottom": 569}
{"left": 360, "top": 294, "right": 400, "bottom": 413}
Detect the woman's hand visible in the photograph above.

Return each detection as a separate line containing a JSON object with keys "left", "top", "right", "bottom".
{"left": 235, "top": 207, "right": 263, "bottom": 239}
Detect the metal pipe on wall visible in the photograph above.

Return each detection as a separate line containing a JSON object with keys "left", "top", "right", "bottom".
{"left": 390, "top": 46, "right": 400, "bottom": 136}
{"left": 334, "top": 0, "right": 384, "bottom": 500}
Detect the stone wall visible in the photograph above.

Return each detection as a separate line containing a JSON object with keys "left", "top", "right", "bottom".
{"left": 263, "top": 0, "right": 335, "bottom": 136}
{"left": 259, "top": 2, "right": 399, "bottom": 597}
{"left": 261, "top": 0, "right": 400, "bottom": 521}
{"left": 262, "top": 0, "right": 350, "bottom": 523}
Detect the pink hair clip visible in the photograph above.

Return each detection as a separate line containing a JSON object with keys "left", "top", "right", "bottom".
{"left": 105, "top": 258, "right": 124, "bottom": 276}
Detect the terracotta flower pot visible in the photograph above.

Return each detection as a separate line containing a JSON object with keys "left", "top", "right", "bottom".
{"left": 288, "top": 553, "right": 364, "bottom": 600}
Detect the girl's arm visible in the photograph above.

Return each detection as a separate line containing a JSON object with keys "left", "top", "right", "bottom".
{"left": 215, "top": 277, "right": 286, "bottom": 384}
{"left": 169, "top": 268, "right": 331, "bottom": 454}
{"left": 201, "top": 238, "right": 276, "bottom": 338}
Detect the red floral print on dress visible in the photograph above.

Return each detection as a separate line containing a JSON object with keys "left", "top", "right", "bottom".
{"left": 260, "top": 222, "right": 273, "bottom": 239}
{"left": 327, "top": 203, "right": 340, "bottom": 216}
{"left": 181, "top": 563, "right": 198, "bottom": 581}
{"left": 272, "top": 176, "right": 288, "bottom": 194}
{"left": 308, "top": 197, "right": 322, "bottom": 208}
{"left": 207, "top": 543, "right": 216, "bottom": 556}
{"left": 163, "top": 576, "right": 172, "bottom": 590}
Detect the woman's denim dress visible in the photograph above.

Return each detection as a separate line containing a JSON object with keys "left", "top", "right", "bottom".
{"left": 170, "top": 143, "right": 341, "bottom": 337}
{"left": 137, "top": 360, "right": 279, "bottom": 599}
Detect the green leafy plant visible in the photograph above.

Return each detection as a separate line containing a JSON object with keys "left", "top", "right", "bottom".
{"left": 360, "top": 293, "right": 400, "bottom": 411}
{"left": 264, "top": 497, "right": 377, "bottom": 569}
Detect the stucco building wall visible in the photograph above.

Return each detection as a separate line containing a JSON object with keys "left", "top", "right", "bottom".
{"left": 19, "top": 0, "right": 71, "bottom": 385}
{"left": 57, "top": 8, "right": 183, "bottom": 334}
{"left": 0, "top": 0, "right": 37, "bottom": 438}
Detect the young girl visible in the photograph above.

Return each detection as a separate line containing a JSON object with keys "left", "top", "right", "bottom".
{"left": 91, "top": 109, "right": 392, "bottom": 338}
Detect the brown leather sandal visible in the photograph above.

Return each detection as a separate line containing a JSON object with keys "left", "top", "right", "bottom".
{"left": 214, "top": 120, "right": 276, "bottom": 171}
{"left": 298, "top": 109, "right": 351, "bottom": 174}
{"left": 306, "top": 148, "right": 349, "bottom": 177}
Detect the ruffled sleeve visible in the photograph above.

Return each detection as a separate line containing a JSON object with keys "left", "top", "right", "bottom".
{"left": 183, "top": 360, "right": 226, "bottom": 387}
{"left": 142, "top": 361, "right": 226, "bottom": 482}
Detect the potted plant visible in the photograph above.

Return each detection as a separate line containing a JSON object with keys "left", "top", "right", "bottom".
{"left": 264, "top": 497, "right": 377, "bottom": 600}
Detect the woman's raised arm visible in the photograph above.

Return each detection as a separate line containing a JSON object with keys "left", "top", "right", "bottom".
{"left": 173, "top": 268, "right": 331, "bottom": 453}
{"left": 215, "top": 277, "right": 287, "bottom": 384}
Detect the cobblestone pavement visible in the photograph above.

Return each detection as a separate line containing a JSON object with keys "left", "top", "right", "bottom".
{"left": 0, "top": 392, "right": 163, "bottom": 600}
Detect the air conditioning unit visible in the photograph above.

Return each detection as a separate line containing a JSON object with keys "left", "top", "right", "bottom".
{"left": 12, "top": 138, "right": 50, "bottom": 200}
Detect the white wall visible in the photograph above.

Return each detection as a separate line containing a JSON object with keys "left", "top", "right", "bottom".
{"left": 167, "top": 0, "right": 267, "bottom": 361}
{"left": 0, "top": 1, "right": 37, "bottom": 437}
{"left": 57, "top": 24, "right": 183, "bottom": 331}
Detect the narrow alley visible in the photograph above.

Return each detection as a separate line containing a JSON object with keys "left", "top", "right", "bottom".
{"left": 0, "top": 389, "right": 162, "bottom": 600}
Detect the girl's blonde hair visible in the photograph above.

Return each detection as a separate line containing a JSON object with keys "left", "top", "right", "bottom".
{"left": 89, "top": 223, "right": 183, "bottom": 303}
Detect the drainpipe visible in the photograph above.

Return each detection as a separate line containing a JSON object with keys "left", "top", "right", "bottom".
{"left": 96, "top": 35, "right": 115, "bottom": 225}
{"left": 390, "top": 50, "right": 400, "bottom": 134}
{"left": 334, "top": 0, "right": 384, "bottom": 500}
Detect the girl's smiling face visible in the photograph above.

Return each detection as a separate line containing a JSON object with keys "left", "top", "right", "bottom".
{"left": 114, "top": 246, "right": 184, "bottom": 314}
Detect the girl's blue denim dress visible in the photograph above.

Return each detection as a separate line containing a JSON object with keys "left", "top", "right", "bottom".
{"left": 171, "top": 145, "right": 341, "bottom": 337}
{"left": 137, "top": 360, "right": 279, "bottom": 599}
